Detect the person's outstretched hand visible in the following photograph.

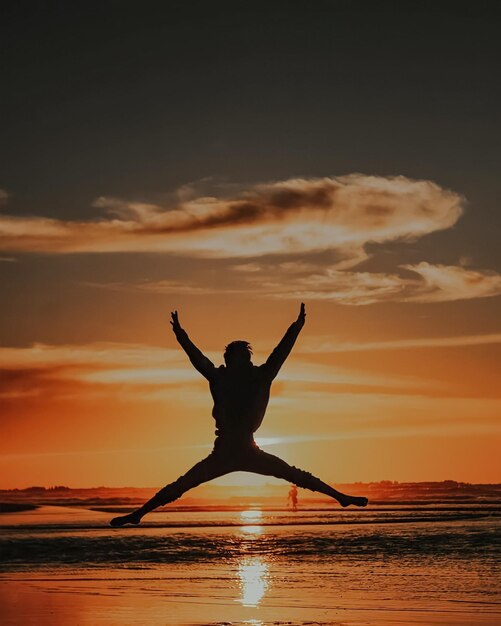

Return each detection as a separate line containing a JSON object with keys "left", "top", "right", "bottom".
{"left": 297, "top": 302, "right": 306, "bottom": 326}
{"left": 170, "top": 310, "right": 182, "bottom": 332}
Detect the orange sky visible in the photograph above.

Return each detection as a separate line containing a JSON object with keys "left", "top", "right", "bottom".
{"left": 1, "top": 291, "right": 500, "bottom": 487}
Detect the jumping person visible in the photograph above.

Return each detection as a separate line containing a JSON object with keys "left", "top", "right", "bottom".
{"left": 110, "top": 303, "right": 368, "bottom": 526}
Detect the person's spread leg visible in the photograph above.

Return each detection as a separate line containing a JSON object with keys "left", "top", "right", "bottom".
{"left": 110, "top": 452, "right": 232, "bottom": 526}
{"left": 241, "top": 448, "right": 368, "bottom": 507}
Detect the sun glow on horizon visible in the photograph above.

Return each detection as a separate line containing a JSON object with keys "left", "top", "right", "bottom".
{"left": 240, "top": 508, "right": 263, "bottom": 534}
{"left": 240, "top": 509, "right": 263, "bottom": 522}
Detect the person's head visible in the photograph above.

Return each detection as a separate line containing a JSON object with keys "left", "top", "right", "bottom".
{"left": 224, "top": 340, "right": 253, "bottom": 367}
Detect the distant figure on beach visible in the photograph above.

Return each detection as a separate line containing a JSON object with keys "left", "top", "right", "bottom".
{"left": 111, "top": 303, "right": 368, "bottom": 526}
{"left": 288, "top": 484, "right": 298, "bottom": 512}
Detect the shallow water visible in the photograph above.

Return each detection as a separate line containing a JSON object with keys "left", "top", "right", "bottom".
{"left": 0, "top": 504, "right": 499, "bottom": 625}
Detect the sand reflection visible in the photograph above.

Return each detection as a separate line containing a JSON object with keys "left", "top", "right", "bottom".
{"left": 238, "top": 557, "right": 269, "bottom": 607}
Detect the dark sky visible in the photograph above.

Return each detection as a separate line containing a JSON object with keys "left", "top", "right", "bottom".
{"left": 2, "top": 1, "right": 500, "bottom": 256}
{"left": 1, "top": 0, "right": 500, "bottom": 316}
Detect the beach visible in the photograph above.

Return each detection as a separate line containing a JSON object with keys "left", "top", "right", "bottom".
{"left": 0, "top": 503, "right": 499, "bottom": 625}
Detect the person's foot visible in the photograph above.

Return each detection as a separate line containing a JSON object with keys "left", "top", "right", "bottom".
{"left": 338, "top": 495, "right": 368, "bottom": 508}
{"left": 110, "top": 511, "right": 142, "bottom": 527}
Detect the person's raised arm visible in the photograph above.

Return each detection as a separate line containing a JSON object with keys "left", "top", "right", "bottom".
{"left": 263, "top": 303, "right": 306, "bottom": 380}
{"left": 170, "top": 310, "right": 215, "bottom": 380}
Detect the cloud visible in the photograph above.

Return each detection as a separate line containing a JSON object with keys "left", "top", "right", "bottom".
{"left": 0, "top": 342, "right": 425, "bottom": 400}
{"left": 301, "top": 333, "right": 501, "bottom": 353}
{"left": 401, "top": 263, "right": 501, "bottom": 302}
{"left": 89, "top": 261, "right": 501, "bottom": 305}
{"left": 261, "top": 419, "right": 501, "bottom": 444}
{"left": 0, "top": 343, "right": 190, "bottom": 399}
{"left": 271, "top": 390, "right": 501, "bottom": 431}
{"left": 254, "top": 265, "right": 409, "bottom": 305}
{"left": 0, "top": 342, "right": 181, "bottom": 368}
{"left": 5, "top": 174, "right": 499, "bottom": 305}
{"left": 230, "top": 261, "right": 501, "bottom": 305}
{"left": 0, "top": 175, "right": 463, "bottom": 264}
{"left": 83, "top": 280, "right": 219, "bottom": 296}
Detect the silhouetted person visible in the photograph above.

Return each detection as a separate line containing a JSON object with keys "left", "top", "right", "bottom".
{"left": 288, "top": 484, "right": 298, "bottom": 511}
{"left": 111, "top": 303, "right": 368, "bottom": 526}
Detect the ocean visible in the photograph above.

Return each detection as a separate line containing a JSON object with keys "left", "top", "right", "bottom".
{"left": 0, "top": 503, "right": 499, "bottom": 625}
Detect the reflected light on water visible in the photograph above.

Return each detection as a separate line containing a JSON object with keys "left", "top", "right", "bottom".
{"left": 240, "top": 509, "right": 262, "bottom": 522}
{"left": 238, "top": 557, "right": 269, "bottom": 607}
{"left": 240, "top": 509, "right": 263, "bottom": 534}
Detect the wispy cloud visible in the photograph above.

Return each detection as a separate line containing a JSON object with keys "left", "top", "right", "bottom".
{"left": 0, "top": 343, "right": 190, "bottom": 399}
{"left": 0, "top": 175, "right": 463, "bottom": 263}
{"left": 83, "top": 280, "right": 219, "bottom": 296}
{"left": 4, "top": 175, "right": 500, "bottom": 305}
{"left": 228, "top": 261, "right": 501, "bottom": 305}
{"left": 401, "top": 263, "right": 501, "bottom": 302}
{"left": 270, "top": 390, "right": 501, "bottom": 432}
{"left": 115, "top": 262, "right": 501, "bottom": 305}
{"left": 115, "top": 262, "right": 501, "bottom": 306}
{"left": 301, "top": 333, "right": 501, "bottom": 353}
{"left": 310, "top": 263, "right": 501, "bottom": 304}
{"left": 0, "top": 342, "right": 426, "bottom": 399}
{"left": 247, "top": 264, "right": 408, "bottom": 304}
{"left": 0, "top": 342, "right": 181, "bottom": 368}
{"left": 257, "top": 420, "right": 501, "bottom": 445}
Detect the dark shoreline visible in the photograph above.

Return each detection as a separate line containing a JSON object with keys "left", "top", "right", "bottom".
{"left": 0, "top": 503, "right": 39, "bottom": 514}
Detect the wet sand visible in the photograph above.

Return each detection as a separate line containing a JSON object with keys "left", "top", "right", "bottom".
{"left": 0, "top": 505, "right": 499, "bottom": 625}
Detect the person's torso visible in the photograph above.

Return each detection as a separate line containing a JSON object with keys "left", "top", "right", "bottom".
{"left": 209, "top": 364, "right": 271, "bottom": 439}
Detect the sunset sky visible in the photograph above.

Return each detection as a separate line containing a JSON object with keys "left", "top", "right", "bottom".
{"left": 1, "top": 2, "right": 500, "bottom": 488}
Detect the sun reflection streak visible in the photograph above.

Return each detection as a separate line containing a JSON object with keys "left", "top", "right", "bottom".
{"left": 240, "top": 509, "right": 262, "bottom": 521}
{"left": 240, "top": 509, "right": 263, "bottom": 534}
{"left": 238, "top": 557, "right": 269, "bottom": 607}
